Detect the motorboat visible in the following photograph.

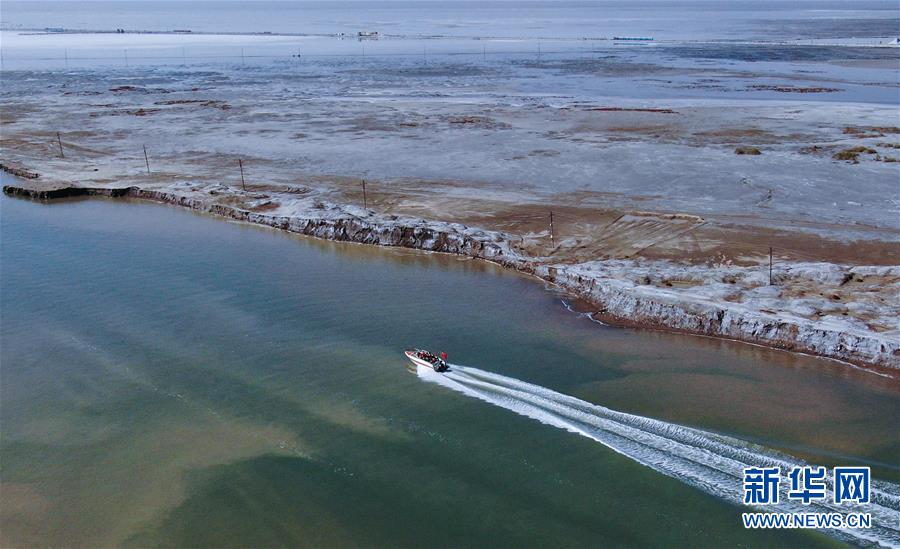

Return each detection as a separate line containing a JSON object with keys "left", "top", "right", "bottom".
{"left": 405, "top": 348, "right": 448, "bottom": 372}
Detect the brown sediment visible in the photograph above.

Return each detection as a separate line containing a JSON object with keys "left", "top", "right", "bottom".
{"left": 581, "top": 107, "right": 678, "bottom": 114}
{"left": 833, "top": 146, "right": 878, "bottom": 163}
{"left": 0, "top": 162, "right": 39, "bottom": 179}
{"left": 799, "top": 144, "right": 831, "bottom": 154}
{"left": 842, "top": 126, "right": 900, "bottom": 138}
{"left": 696, "top": 128, "right": 769, "bottom": 139}
{"left": 154, "top": 99, "right": 231, "bottom": 110}
{"left": 748, "top": 85, "right": 843, "bottom": 93}
{"left": 4, "top": 175, "right": 897, "bottom": 371}
{"left": 445, "top": 115, "right": 510, "bottom": 129}
{"left": 108, "top": 86, "right": 173, "bottom": 94}
{"left": 126, "top": 108, "right": 161, "bottom": 117}
{"left": 351, "top": 186, "right": 900, "bottom": 266}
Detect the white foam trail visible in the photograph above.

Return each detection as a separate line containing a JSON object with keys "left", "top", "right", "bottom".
{"left": 417, "top": 364, "right": 900, "bottom": 547}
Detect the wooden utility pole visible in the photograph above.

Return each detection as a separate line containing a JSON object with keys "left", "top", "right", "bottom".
{"left": 549, "top": 210, "right": 555, "bottom": 245}
{"left": 768, "top": 246, "right": 773, "bottom": 285}
{"left": 238, "top": 159, "right": 246, "bottom": 191}
{"left": 362, "top": 179, "right": 368, "bottom": 209}
{"left": 143, "top": 145, "right": 150, "bottom": 173}
{"left": 537, "top": 41, "right": 541, "bottom": 60}
{"left": 56, "top": 132, "right": 64, "bottom": 158}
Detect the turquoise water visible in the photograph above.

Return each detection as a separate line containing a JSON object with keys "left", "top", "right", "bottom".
{"left": 2, "top": 195, "right": 897, "bottom": 547}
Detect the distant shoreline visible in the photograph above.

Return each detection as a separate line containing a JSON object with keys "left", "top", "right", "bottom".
{"left": 3, "top": 27, "right": 899, "bottom": 48}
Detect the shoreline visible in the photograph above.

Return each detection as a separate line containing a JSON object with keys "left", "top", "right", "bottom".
{"left": 4, "top": 27, "right": 899, "bottom": 46}
{"left": 4, "top": 177, "right": 897, "bottom": 372}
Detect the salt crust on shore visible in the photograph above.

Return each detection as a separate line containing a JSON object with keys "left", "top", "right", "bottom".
{"left": 5, "top": 179, "right": 896, "bottom": 369}
{"left": 542, "top": 260, "right": 899, "bottom": 368}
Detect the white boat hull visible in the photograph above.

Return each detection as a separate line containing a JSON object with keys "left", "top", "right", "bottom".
{"left": 405, "top": 350, "right": 447, "bottom": 371}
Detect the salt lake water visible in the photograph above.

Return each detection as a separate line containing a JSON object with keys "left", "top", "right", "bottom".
{"left": 2, "top": 193, "right": 898, "bottom": 546}
{"left": 2, "top": 1, "right": 900, "bottom": 546}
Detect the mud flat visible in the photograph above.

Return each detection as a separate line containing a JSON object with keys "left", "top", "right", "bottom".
{"left": 2, "top": 37, "right": 898, "bottom": 370}
{"left": 5, "top": 176, "right": 897, "bottom": 370}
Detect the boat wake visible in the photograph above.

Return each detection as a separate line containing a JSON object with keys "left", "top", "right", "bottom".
{"left": 417, "top": 364, "right": 900, "bottom": 547}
